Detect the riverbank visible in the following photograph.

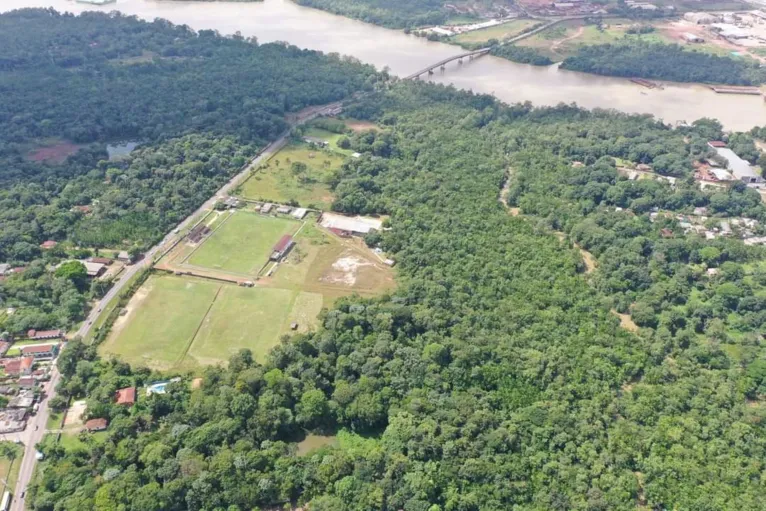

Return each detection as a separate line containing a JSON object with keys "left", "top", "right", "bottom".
{"left": 0, "top": 0, "right": 763, "bottom": 130}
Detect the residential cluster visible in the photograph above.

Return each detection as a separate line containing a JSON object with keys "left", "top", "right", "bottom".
{"left": 0, "top": 334, "right": 61, "bottom": 434}
{"left": 650, "top": 207, "right": 765, "bottom": 245}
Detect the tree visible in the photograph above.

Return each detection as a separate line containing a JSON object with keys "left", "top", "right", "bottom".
{"left": 55, "top": 261, "right": 88, "bottom": 290}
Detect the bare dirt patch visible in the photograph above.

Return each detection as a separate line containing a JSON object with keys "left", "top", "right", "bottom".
{"left": 27, "top": 141, "right": 85, "bottom": 163}
{"left": 345, "top": 120, "right": 381, "bottom": 132}
{"left": 63, "top": 400, "right": 87, "bottom": 427}
{"left": 576, "top": 243, "right": 597, "bottom": 273}
{"left": 613, "top": 309, "right": 639, "bottom": 332}
{"left": 321, "top": 253, "right": 373, "bottom": 286}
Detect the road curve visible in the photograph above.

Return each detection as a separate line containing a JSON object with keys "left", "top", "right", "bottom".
{"left": 9, "top": 100, "right": 343, "bottom": 511}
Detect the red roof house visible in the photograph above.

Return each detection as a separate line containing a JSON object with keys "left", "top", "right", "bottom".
{"left": 26, "top": 329, "right": 62, "bottom": 341}
{"left": 40, "top": 240, "right": 58, "bottom": 250}
{"left": 269, "top": 235, "right": 295, "bottom": 261}
{"left": 84, "top": 418, "right": 108, "bottom": 432}
{"left": 3, "top": 357, "right": 34, "bottom": 377}
{"left": 18, "top": 376, "right": 35, "bottom": 388}
{"left": 88, "top": 257, "right": 113, "bottom": 265}
{"left": 708, "top": 141, "right": 727, "bottom": 148}
{"left": 115, "top": 387, "right": 136, "bottom": 406}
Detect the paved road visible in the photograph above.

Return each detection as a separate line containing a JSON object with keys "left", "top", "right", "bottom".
{"left": 9, "top": 101, "right": 342, "bottom": 510}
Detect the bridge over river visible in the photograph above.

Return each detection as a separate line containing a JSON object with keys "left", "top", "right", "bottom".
{"left": 405, "top": 47, "right": 491, "bottom": 80}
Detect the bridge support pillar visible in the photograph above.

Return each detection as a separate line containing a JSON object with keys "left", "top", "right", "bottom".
{"left": 428, "top": 69, "right": 434, "bottom": 75}
{"left": 440, "top": 65, "right": 445, "bottom": 72}
{"left": 458, "top": 58, "right": 463, "bottom": 65}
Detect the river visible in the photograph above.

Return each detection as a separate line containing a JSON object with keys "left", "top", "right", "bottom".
{"left": 2, "top": 0, "right": 764, "bottom": 130}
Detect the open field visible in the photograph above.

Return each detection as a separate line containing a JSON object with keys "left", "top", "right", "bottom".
{"left": 238, "top": 143, "right": 342, "bottom": 209}
{"left": 99, "top": 276, "right": 221, "bottom": 370}
{"left": 189, "top": 286, "right": 323, "bottom": 364}
{"left": 101, "top": 275, "right": 326, "bottom": 368}
{"left": 188, "top": 212, "right": 297, "bottom": 275}
{"left": 452, "top": 19, "right": 539, "bottom": 45}
{"left": 518, "top": 19, "right": 674, "bottom": 60}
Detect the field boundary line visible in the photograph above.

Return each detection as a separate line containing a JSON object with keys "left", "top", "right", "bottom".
{"left": 180, "top": 210, "right": 234, "bottom": 266}
{"left": 176, "top": 284, "right": 224, "bottom": 367}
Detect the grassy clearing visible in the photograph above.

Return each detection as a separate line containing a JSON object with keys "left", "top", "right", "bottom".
{"left": 188, "top": 286, "right": 323, "bottom": 365}
{"left": 519, "top": 20, "right": 674, "bottom": 60}
{"left": 99, "top": 275, "right": 221, "bottom": 371}
{"left": 238, "top": 143, "right": 343, "bottom": 209}
{"left": 46, "top": 412, "right": 64, "bottom": 431}
{"left": 453, "top": 19, "right": 538, "bottom": 45}
{"left": 296, "top": 434, "right": 338, "bottom": 456}
{"left": 188, "top": 212, "right": 297, "bottom": 275}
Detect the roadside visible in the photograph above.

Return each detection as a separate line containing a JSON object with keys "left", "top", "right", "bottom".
{"left": 8, "top": 99, "right": 348, "bottom": 511}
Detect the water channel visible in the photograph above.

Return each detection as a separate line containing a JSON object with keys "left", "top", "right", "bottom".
{"left": 2, "top": 0, "right": 764, "bottom": 130}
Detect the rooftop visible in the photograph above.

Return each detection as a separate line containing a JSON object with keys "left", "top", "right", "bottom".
{"left": 21, "top": 344, "right": 58, "bottom": 354}
{"left": 714, "top": 147, "right": 758, "bottom": 179}
{"left": 115, "top": 386, "right": 136, "bottom": 405}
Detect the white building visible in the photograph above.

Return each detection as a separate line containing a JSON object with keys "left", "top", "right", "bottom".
{"left": 713, "top": 147, "right": 763, "bottom": 184}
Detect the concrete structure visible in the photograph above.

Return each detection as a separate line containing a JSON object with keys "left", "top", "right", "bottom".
{"left": 21, "top": 344, "right": 59, "bottom": 360}
{"left": 682, "top": 32, "right": 704, "bottom": 43}
{"left": 276, "top": 205, "right": 292, "bottom": 214}
{"left": 270, "top": 235, "right": 295, "bottom": 261}
{"left": 684, "top": 12, "right": 719, "bottom": 24}
{"left": 292, "top": 208, "right": 308, "bottom": 220}
{"left": 27, "top": 329, "right": 62, "bottom": 341}
{"left": 712, "top": 147, "right": 763, "bottom": 184}
{"left": 0, "top": 264, "right": 9, "bottom": 276}
{"left": 117, "top": 251, "right": 132, "bottom": 263}
{"left": 0, "top": 409, "right": 27, "bottom": 434}
{"left": 319, "top": 212, "right": 383, "bottom": 236}
{"left": 260, "top": 203, "right": 274, "bottom": 214}
{"left": 710, "top": 168, "right": 733, "bottom": 181}
{"left": 84, "top": 418, "right": 108, "bottom": 431}
{"left": 8, "top": 390, "right": 35, "bottom": 409}
{"left": 115, "top": 386, "right": 136, "bottom": 406}
{"left": 302, "top": 137, "right": 329, "bottom": 147}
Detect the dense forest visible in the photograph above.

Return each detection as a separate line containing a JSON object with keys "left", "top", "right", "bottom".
{"left": 293, "top": 0, "right": 451, "bottom": 29}
{"left": 0, "top": 9, "right": 377, "bottom": 335}
{"left": 561, "top": 41, "right": 766, "bottom": 85}
{"left": 31, "top": 69, "right": 766, "bottom": 510}
{"left": 489, "top": 44, "right": 553, "bottom": 66}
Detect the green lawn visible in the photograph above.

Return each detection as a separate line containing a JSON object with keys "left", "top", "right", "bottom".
{"left": 101, "top": 274, "right": 324, "bottom": 370}
{"left": 452, "top": 19, "right": 538, "bottom": 45}
{"left": 0, "top": 442, "right": 23, "bottom": 494}
{"left": 99, "top": 275, "right": 221, "bottom": 370}
{"left": 188, "top": 212, "right": 298, "bottom": 275}
{"left": 188, "top": 286, "right": 323, "bottom": 364}
{"left": 238, "top": 142, "right": 344, "bottom": 209}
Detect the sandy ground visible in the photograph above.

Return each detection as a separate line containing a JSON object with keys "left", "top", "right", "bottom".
{"left": 613, "top": 309, "right": 639, "bottom": 332}
{"left": 345, "top": 120, "right": 381, "bottom": 132}
{"left": 63, "top": 400, "right": 87, "bottom": 427}
{"left": 321, "top": 253, "right": 373, "bottom": 286}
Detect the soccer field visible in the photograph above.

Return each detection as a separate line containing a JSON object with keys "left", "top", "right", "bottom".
{"left": 189, "top": 286, "right": 323, "bottom": 364}
{"left": 188, "top": 212, "right": 298, "bottom": 275}
{"left": 99, "top": 276, "right": 221, "bottom": 370}
{"left": 100, "top": 275, "right": 324, "bottom": 369}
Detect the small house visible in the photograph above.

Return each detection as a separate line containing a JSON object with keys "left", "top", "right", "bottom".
{"left": 276, "top": 205, "right": 292, "bottom": 215}
{"left": 117, "top": 251, "right": 132, "bottom": 263}
{"left": 292, "top": 208, "right": 308, "bottom": 220}
{"left": 270, "top": 235, "right": 295, "bottom": 262}
{"left": 83, "top": 261, "right": 106, "bottom": 278}
{"left": 88, "top": 257, "right": 113, "bottom": 265}
{"left": 18, "top": 377, "right": 36, "bottom": 388}
{"left": 40, "top": 240, "right": 58, "bottom": 250}
{"left": 84, "top": 418, "right": 108, "bottom": 432}
{"left": 115, "top": 386, "right": 136, "bottom": 406}
{"left": 260, "top": 203, "right": 274, "bottom": 214}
